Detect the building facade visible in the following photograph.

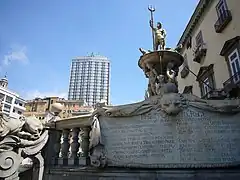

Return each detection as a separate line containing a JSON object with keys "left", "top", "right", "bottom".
{"left": 24, "top": 96, "right": 93, "bottom": 120}
{"left": 0, "top": 77, "right": 26, "bottom": 119}
{"left": 68, "top": 53, "right": 110, "bottom": 106}
{"left": 177, "top": 0, "right": 240, "bottom": 99}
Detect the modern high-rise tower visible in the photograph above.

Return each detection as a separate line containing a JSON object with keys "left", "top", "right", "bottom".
{"left": 68, "top": 53, "right": 110, "bottom": 106}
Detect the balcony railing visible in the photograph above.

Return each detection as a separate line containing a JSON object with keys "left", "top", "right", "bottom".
{"left": 45, "top": 114, "right": 92, "bottom": 167}
{"left": 193, "top": 43, "right": 207, "bottom": 63}
{"left": 223, "top": 71, "right": 240, "bottom": 92}
{"left": 201, "top": 89, "right": 226, "bottom": 100}
{"left": 214, "top": 10, "right": 232, "bottom": 33}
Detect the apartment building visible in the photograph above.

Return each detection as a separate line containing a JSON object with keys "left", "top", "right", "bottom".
{"left": 68, "top": 53, "right": 110, "bottom": 106}
{"left": 177, "top": 0, "right": 240, "bottom": 99}
{"left": 24, "top": 97, "right": 93, "bottom": 120}
{"left": 0, "top": 76, "right": 26, "bottom": 119}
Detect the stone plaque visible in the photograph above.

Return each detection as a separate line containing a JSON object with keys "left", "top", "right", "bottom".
{"left": 99, "top": 107, "right": 240, "bottom": 168}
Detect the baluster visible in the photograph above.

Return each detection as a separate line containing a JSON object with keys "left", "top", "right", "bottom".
{"left": 46, "top": 129, "right": 61, "bottom": 166}
{"left": 53, "top": 130, "right": 62, "bottom": 165}
{"left": 68, "top": 131, "right": 72, "bottom": 158}
{"left": 59, "top": 134, "right": 63, "bottom": 157}
{"left": 69, "top": 128, "right": 80, "bottom": 165}
{"left": 81, "top": 127, "right": 91, "bottom": 157}
{"left": 78, "top": 132, "right": 83, "bottom": 156}
{"left": 71, "top": 128, "right": 80, "bottom": 158}
{"left": 61, "top": 129, "right": 70, "bottom": 165}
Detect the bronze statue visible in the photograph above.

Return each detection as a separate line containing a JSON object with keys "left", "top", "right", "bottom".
{"left": 149, "top": 20, "right": 166, "bottom": 50}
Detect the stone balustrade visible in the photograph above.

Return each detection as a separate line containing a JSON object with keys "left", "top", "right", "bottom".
{"left": 45, "top": 114, "right": 92, "bottom": 167}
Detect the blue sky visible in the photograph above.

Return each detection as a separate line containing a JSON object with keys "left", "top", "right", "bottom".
{"left": 0, "top": 0, "right": 198, "bottom": 105}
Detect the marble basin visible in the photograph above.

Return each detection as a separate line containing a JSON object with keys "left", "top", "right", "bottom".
{"left": 138, "top": 50, "right": 184, "bottom": 75}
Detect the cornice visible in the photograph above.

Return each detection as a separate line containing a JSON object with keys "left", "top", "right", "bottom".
{"left": 177, "top": 0, "right": 213, "bottom": 48}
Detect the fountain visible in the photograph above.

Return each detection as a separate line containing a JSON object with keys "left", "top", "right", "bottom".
{"left": 88, "top": 6, "right": 240, "bottom": 176}
{"left": 1, "top": 6, "right": 240, "bottom": 180}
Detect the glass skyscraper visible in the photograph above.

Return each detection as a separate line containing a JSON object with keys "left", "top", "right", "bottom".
{"left": 68, "top": 54, "right": 110, "bottom": 106}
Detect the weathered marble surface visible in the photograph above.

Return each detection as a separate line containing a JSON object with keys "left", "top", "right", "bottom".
{"left": 101, "top": 107, "right": 240, "bottom": 168}
{"left": 89, "top": 93, "right": 240, "bottom": 168}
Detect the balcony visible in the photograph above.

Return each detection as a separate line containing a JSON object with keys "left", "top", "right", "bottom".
{"left": 193, "top": 43, "right": 207, "bottom": 63}
{"left": 223, "top": 71, "right": 240, "bottom": 93}
{"left": 214, "top": 10, "right": 232, "bottom": 33}
{"left": 201, "top": 89, "right": 226, "bottom": 100}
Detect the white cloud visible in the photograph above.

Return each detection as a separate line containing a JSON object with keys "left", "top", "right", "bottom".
{"left": 23, "top": 90, "right": 68, "bottom": 100}
{"left": 2, "top": 44, "right": 28, "bottom": 66}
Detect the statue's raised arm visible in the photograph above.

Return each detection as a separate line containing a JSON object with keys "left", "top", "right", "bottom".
{"left": 149, "top": 20, "right": 156, "bottom": 31}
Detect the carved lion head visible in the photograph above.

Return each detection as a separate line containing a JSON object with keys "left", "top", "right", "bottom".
{"left": 159, "top": 93, "right": 186, "bottom": 115}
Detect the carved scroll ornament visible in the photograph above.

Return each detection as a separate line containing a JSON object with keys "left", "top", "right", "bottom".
{"left": 0, "top": 114, "right": 49, "bottom": 179}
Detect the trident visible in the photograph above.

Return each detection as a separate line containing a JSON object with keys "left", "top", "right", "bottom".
{"left": 148, "top": 5, "right": 155, "bottom": 51}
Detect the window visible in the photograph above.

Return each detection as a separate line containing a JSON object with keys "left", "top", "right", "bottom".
{"left": 196, "top": 64, "right": 215, "bottom": 97}
{"left": 183, "top": 86, "right": 193, "bottom": 94}
{"left": 216, "top": 0, "right": 228, "bottom": 17}
{"left": 5, "top": 96, "right": 13, "bottom": 104}
{"left": 214, "top": 0, "right": 231, "bottom": 33}
{"left": 220, "top": 37, "right": 240, "bottom": 83}
{"left": 228, "top": 49, "right": 240, "bottom": 83}
{"left": 181, "top": 54, "right": 189, "bottom": 78}
{"left": 200, "top": 75, "right": 215, "bottom": 97}
{"left": 0, "top": 93, "right": 5, "bottom": 101}
{"left": 202, "top": 78, "right": 211, "bottom": 95}
{"left": 195, "top": 31, "right": 203, "bottom": 47}
{"left": 3, "top": 104, "right": 11, "bottom": 113}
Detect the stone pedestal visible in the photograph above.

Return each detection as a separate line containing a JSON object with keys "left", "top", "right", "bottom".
{"left": 89, "top": 93, "right": 240, "bottom": 169}
{"left": 44, "top": 167, "right": 240, "bottom": 180}
{"left": 99, "top": 106, "right": 240, "bottom": 168}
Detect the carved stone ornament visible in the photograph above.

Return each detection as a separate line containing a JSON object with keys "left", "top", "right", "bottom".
{"left": 89, "top": 144, "right": 107, "bottom": 168}
{"left": 89, "top": 115, "right": 107, "bottom": 168}
{"left": 0, "top": 150, "right": 22, "bottom": 178}
{"left": 0, "top": 111, "right": 49, "bottom": 179}
{"left": 88, "top": 92, "right": 240, "bottom": 169}
{"left": 93, "top": 93, "right": 240, "bottom": 119}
